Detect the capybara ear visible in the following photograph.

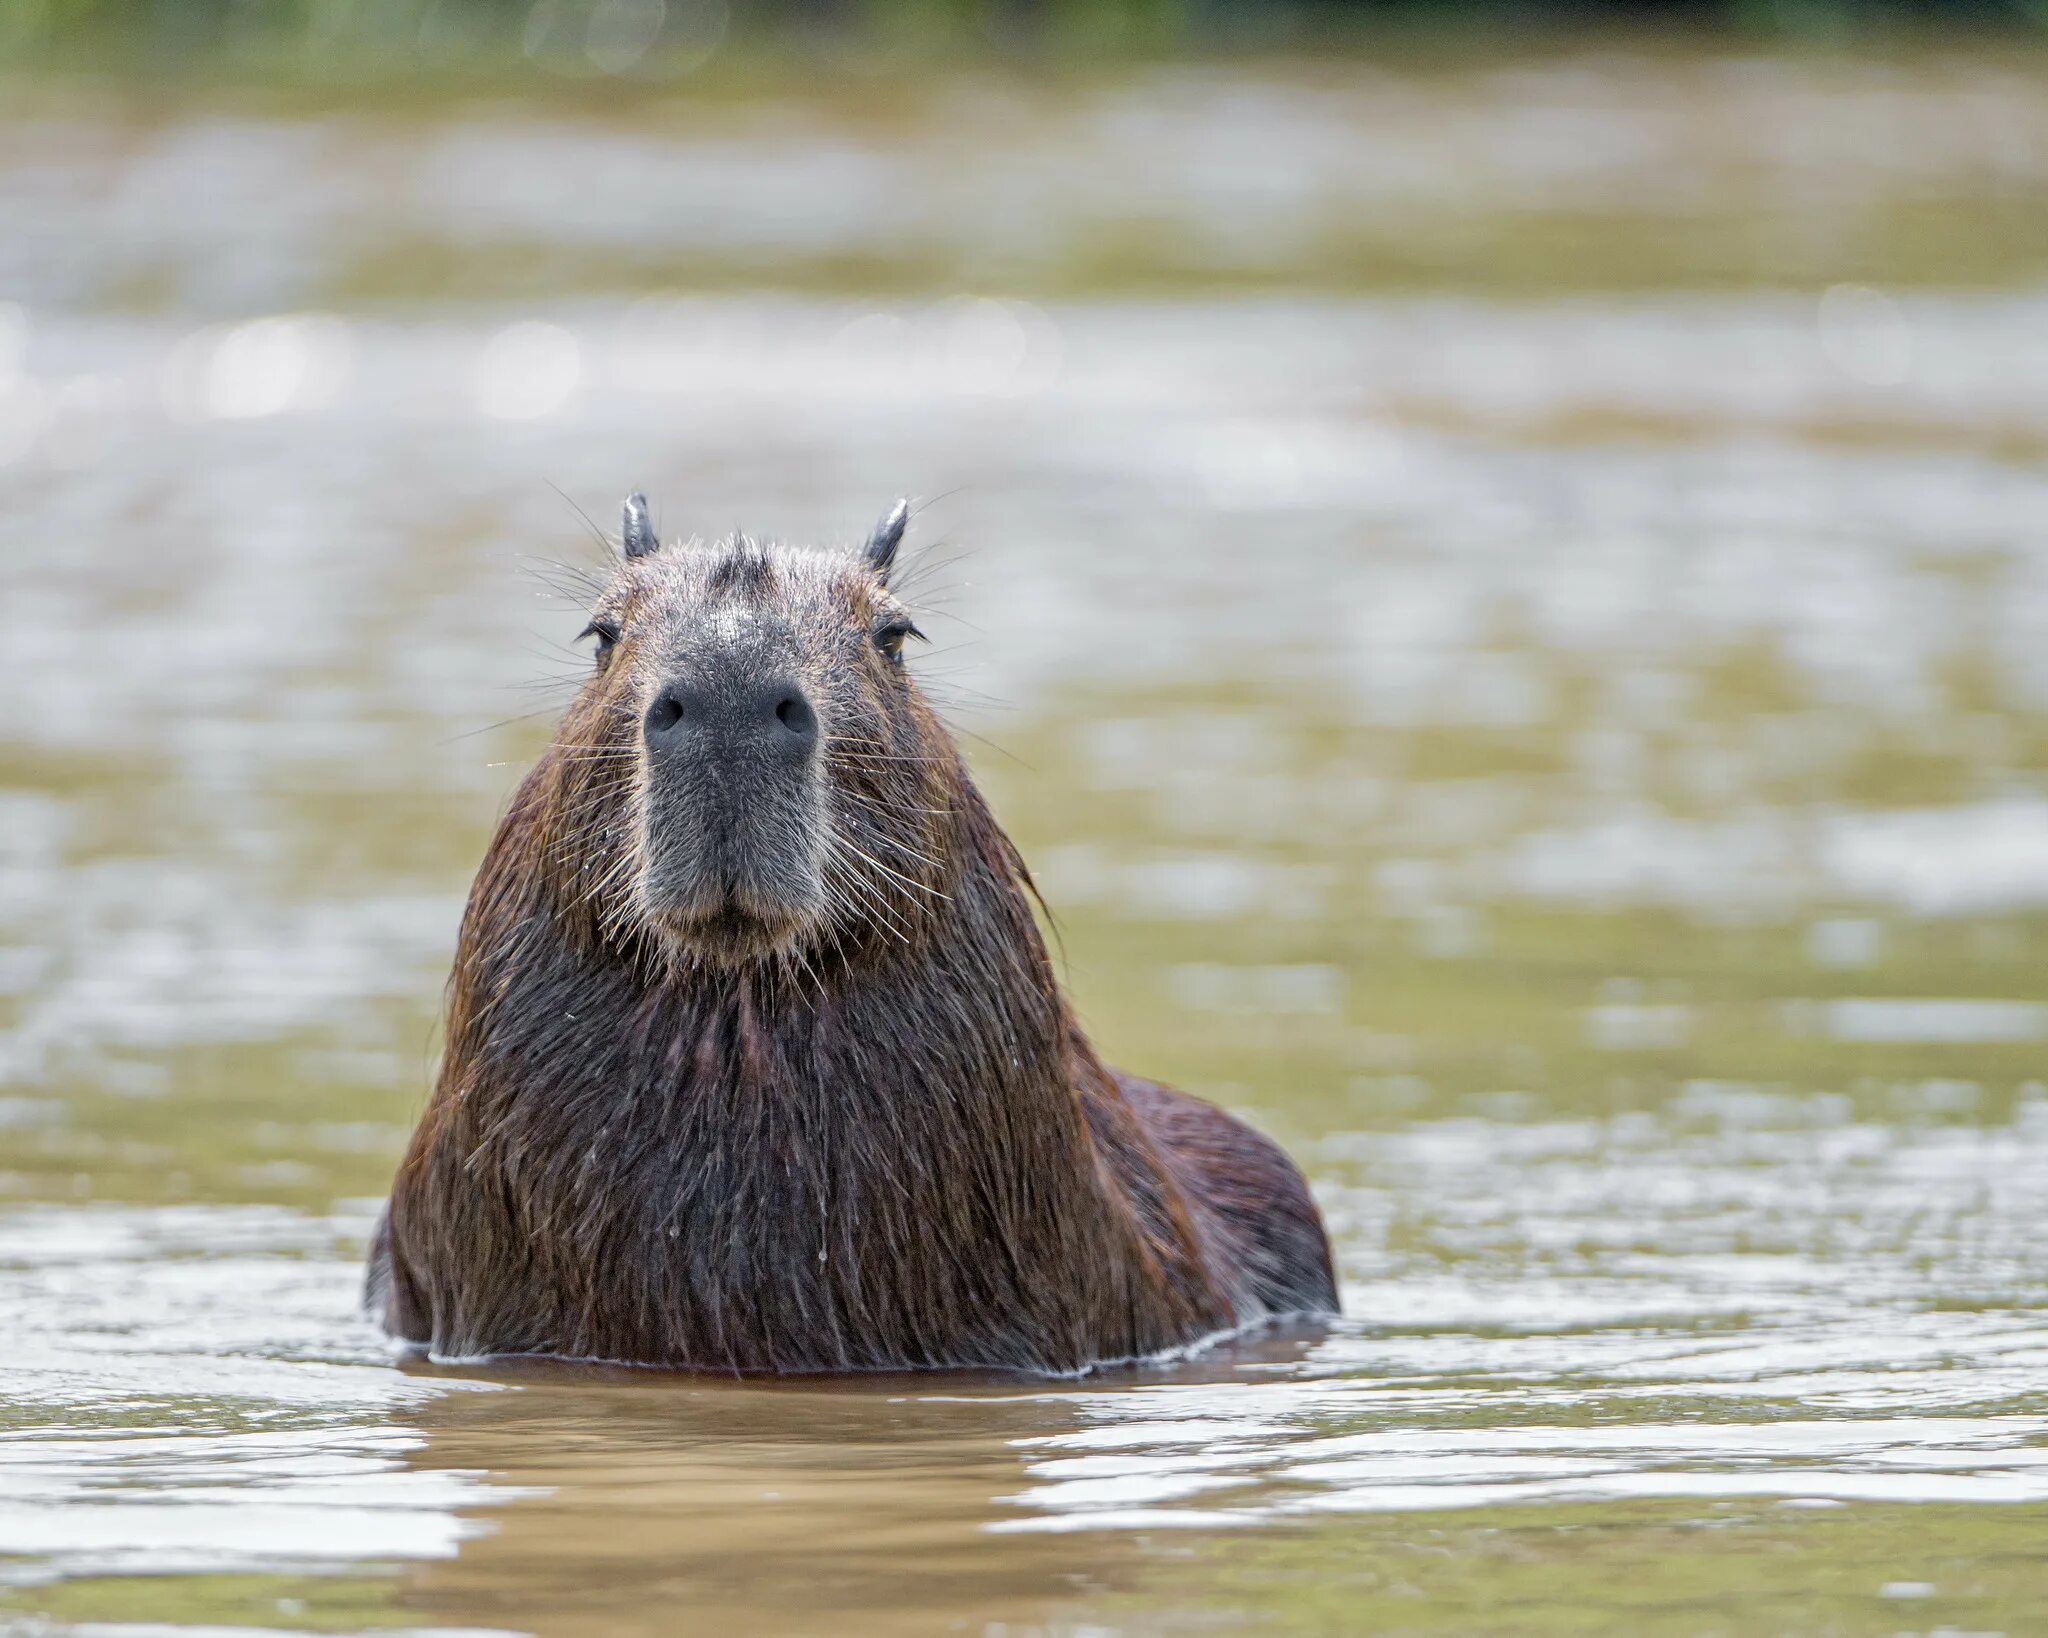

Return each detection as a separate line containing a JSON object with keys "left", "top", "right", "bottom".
{"left": 864, "top": 498, "right": 910, "bottom": 581}
{"left": 622, "top": 491, "right": 659, "bottom": 559}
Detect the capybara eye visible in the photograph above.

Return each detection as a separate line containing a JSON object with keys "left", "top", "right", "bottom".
{"left": 578, "top": 618, "right": 621, "bottom": 660}
{"left": 873, "top": 620, "right": 922, "bottom": 663}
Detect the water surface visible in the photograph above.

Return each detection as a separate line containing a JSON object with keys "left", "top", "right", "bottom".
{"left": 4, "top": 48, "right": 2048, "bottom": 1636}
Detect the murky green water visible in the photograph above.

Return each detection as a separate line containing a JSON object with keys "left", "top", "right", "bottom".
{"left": 5, "top": 47, "right": 2048, "bottom": 1637}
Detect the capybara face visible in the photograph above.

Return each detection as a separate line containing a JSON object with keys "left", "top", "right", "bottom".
{"left": 547, "top": 499, "right": 953, "bottom": 967}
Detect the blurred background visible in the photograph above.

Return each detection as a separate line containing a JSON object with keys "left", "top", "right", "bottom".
{"left": 6, "top": 3, "right": 2048, "bottom": 1635}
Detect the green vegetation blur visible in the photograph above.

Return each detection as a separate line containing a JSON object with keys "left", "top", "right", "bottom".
{"left": 6, "top": 0, "right": 2046, "bottom": 80}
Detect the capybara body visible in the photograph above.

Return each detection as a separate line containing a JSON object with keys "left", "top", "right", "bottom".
{"left": 371, "top": 500, "right": 1337, "bottom": 1373}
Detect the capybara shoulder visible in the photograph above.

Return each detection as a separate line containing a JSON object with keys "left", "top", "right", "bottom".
{"left": 1112, "top": 1074, "right": 1339, "bottom": 1320}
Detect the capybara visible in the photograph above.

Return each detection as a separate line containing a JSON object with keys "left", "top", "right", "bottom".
{"left": 369, "top": 498, "right": 1337, "bottom": 1373}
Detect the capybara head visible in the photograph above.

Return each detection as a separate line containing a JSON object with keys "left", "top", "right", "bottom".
{"left": 538, "top": 496, "right": 956, "bottom": 968}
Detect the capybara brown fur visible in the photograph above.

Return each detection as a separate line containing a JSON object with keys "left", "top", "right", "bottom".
{"left": 369, "top": 498, "right": 1337, "bottom": 1373}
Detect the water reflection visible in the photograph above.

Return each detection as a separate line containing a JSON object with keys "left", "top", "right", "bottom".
{"left": 389, "top": 1372, "right": 1140, "bottom": 1637}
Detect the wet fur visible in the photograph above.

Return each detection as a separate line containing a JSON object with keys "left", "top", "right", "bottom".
{"left": 371, "top": 524, "right": 1337, "bottom": 1374}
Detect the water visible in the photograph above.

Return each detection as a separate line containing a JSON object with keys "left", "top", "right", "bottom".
{"left": 6, "top": 47, "right": 2048, "bottom": 1636}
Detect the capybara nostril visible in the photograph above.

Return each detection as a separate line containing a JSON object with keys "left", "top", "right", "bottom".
{"left": 644, "top": 689, "right": 687, "bottom": 740}
{"left": 771, "top": 686, "right": 817, "bottom": 748}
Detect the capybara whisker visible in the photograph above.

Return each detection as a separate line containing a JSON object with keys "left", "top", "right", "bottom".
{"left": 820, "top": 861, "right": 914, "bottom": 947}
